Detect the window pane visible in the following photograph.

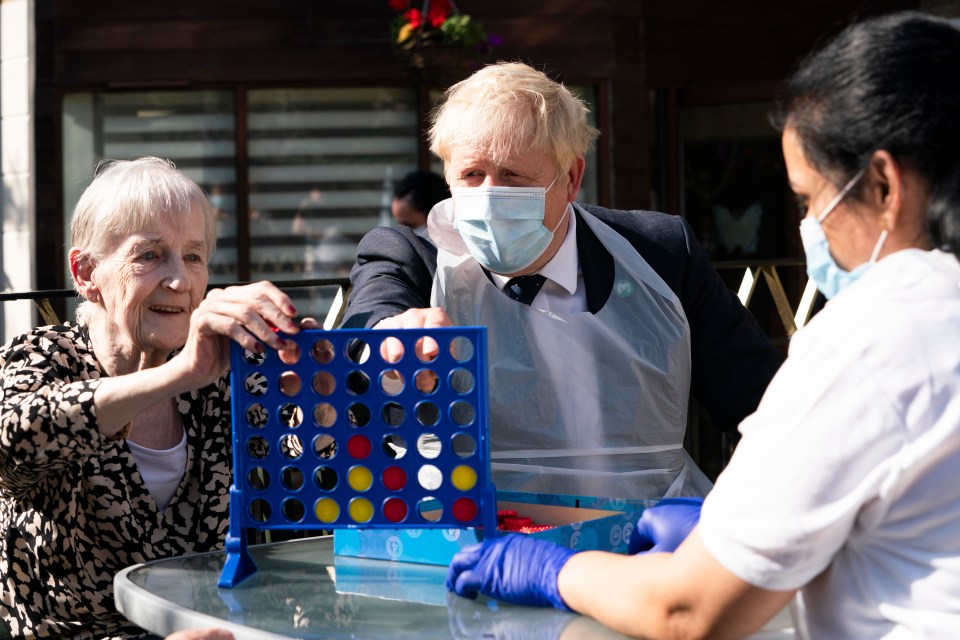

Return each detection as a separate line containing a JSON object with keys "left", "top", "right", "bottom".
{"left": 62, "top": 90, "right": 238, "bottom": 306}
{"left": 247, "top": 88, "right": 419, "bottom": 318}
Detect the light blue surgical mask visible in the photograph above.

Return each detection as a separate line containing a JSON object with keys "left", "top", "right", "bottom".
{"left": 799, "top": 168, "right": 887, "bottom": 299}
{"left": 452, "top": 173, "right": 565, "bottom": 274}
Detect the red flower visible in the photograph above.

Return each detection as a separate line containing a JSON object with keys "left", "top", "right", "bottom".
{"left": 404, "top": 8, "right": 424, "bottom": 29}
{"left": 388, "top": 0, "right": 407, "bottom": 11}
{"left": 426, "top": 0, "right": 452, "bottom": 28}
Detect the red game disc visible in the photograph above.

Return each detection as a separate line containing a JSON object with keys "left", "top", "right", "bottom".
{"left": 346, "top": 434, "right": 371, "bottom": 459}
{"left": 452, "top": 497, "right": 478, "bottom": 522}
{"left": 382, "top": 497, "right": 408, "bottom": 523}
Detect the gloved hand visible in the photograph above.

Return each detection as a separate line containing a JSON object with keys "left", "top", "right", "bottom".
{"left": 446, "top": 534, "right": 578, "bottom": 610}
{"left": 628, "top": 496, "right": 704, "bottom": 555}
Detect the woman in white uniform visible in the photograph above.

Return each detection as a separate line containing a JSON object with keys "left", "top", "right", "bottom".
{"left": 446, "top": 11, "right": 960, "bottom": 639}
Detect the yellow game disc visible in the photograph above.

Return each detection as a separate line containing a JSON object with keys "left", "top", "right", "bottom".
{"left": 314, "top": 498, "right": 339, "bottom": 523}
{"left": 450, "top": 464, "right": 477, "bottom": 491}
{"left": 349, "top": 498, "right": 374, "bottom": 523}
{"left": 347, "top": 465, "right": 373, "bottom": 492}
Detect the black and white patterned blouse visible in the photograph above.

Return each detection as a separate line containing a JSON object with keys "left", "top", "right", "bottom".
{"left": 0, "top": 323, "right": 232, "bottom": 639}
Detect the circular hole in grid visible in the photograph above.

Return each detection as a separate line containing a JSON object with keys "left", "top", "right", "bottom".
{"left": 314, "top": 497, "right": 340, "bottom": 523}
{"left": 278, "top": 403, "right": 303, "bottom": 428}
{"left": 416, "top": 402, "right": 440, "bottom": 427}
{"left": 314, "top": 466, "right": 339, "bottom": 491}
{"left": 452, "top": 497, "right": 479, "bottom": 523}
{"left": 249, "top": 498, "right": 271, "bottom": 522}
{"left": 380, "top": 369, "right": 405, "bottom": 396}
{"left": 280, "top": 434, "right": 303, "bottom": 459}
{"left": 313, "top": 433, "right": 337, "bottom": 459}
{"left": 347, "top": 434, "right": 372, "bottom": 459}
{"left": 376, "top": 336, "right": 406, "bottom": 362}
{"left": 414, "top": 369, "right": 439, "bottom": 394}
{"left": 418, "top": 464, "right": 443, "bottom": 491}
{"left": 346, "top": 370, "right": 371, "bottom": 396}
{"left": 311, "top": 339, "right": 335, "bottom": 364}
{"left": 244, "top": 371, "right": 269, "bottom": 397}
{"left": 383, "top": 497, "right": 408, "bottom": 523}
{"left": 415, "top": 336, "right": 438, "bottom": 364}
{"left": 246, "top": 436, "right": 269, "bottom": 460}
{"left": 417, "top": 433, "right": 441, "bottom": 459}
{"left": 449, "top": 336, "right": 475, "bottom": 363}
{"left": 281, "top": 466, "right": 304, "bottom": 491}
{"left": 245, "top": 403, "right": 268, "bottom": 429}
{"left": 347, "top": 403, "right": 371, "bottom": 427}
{"left": 242, "top": 349, "right": 265, "bottom": 365}
{"left": 279, "top": 371, "right": 302, "bottom": 397}
{"left": 450, "top": 401, "right": 475, "bottom": 427}
{"left": 449, "top": 368, "right": 475, "bottom": 394}
{"left": 382, "top": 465, "right": 408, "bottom": 491}
{"left": 247, "top": 466, "right": 270, "bottom": 490}
{"left": 313, "top": 402, "right": 337, "bottom": 428}
{"left": 381, "top": 402, "right": 405, "bottom": 427}
{"left": 382, "top": 433, "right": 407, "bottom": 459}
{"left": 417, "top": 497, "right": 443, "bottom": 523}
{"left": 312, "top": 371, "right": 336, "bottom": 396}
{"left": 345, "top": 339, "right": 370, "bottom": 364}
{"left": 347, "top": 465, "right": 373, "bottom": 492}
{"left": 452, "top": 432, "right": 477, "bottom": 458}
{"left": 450, "top": 464, "right": 477, "bottom": 491}
{"left": 349, "top": 497, "right": 374, "bottom": 523}
{"left": 278, "top": 341, "right": 301, "bottom": 365}
{"left": 282, "top": 498, "right": 305, "bottom": 523}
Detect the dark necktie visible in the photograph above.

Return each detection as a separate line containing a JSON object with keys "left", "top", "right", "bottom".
{"left": 504, "top": 274, "right": 547, "bottom": 305}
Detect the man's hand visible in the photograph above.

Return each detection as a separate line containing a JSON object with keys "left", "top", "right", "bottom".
{"left": 373, "top": 307, "right": 452, "bottom": 363}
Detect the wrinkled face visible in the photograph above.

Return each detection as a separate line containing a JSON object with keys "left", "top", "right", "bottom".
{"left": 91, "top": 207, "right": 210, "bottom": 355}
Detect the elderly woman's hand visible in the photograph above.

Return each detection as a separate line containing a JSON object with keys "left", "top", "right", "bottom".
{"left": 174, "top": 281, "right": 300, "bottom": 390}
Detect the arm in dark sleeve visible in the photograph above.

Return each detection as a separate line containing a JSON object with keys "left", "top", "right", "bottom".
{"left": 676, "top": 216, "right": 784, "bottom": 431}
{"left": 339, "top": 226, "right": 438, "bottom": 328}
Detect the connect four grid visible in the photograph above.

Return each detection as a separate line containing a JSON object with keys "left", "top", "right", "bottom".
{"left": 219, "top": 327, "right": 495, "bottom": 588}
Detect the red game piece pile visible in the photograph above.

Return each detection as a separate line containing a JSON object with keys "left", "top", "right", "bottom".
{"left": 497, "top": 509, "right": 555, "bottom": 534}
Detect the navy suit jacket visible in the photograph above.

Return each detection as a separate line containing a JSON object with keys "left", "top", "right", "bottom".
{"left": 341, "top": 203, "right": 784, "bottom": 432}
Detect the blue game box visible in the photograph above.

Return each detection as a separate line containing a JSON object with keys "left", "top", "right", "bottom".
{"left": 333, "top": 490, "right": 652, "bottom": 566}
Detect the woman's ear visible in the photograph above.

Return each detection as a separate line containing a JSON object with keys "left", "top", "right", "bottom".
{"left": 868, "top": 150, "right": 903, "bottom": 231}
{"left": 69, "top": 248, "right": 99, "bottom": 303}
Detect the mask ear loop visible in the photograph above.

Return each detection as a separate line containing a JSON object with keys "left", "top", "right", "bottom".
{"left": 817, "top": 168, "right": 867, "bottom": 223}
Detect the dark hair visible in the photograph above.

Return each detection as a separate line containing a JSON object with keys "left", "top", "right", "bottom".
{"left": 393, "top": 170, "right": 451, "bottom": 216}
{"left": 771, "top": 11, "right": 960, "bottom": 254}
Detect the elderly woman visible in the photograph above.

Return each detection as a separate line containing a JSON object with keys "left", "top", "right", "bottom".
{"left": 342, "top": 61, "right": 782, "bottom": 501}
{"left": 447, "top": 12, "right": 960, "bottom": 639}
{"left": 0, "top": 158, "right": 302, "bottom": 639}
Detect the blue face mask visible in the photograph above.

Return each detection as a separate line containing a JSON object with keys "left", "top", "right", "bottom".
{"left": 799, "top": 168, "right": 887, "bottom": 299}
{"left": 452, "top": 173, "right": 565, "bottom": 274}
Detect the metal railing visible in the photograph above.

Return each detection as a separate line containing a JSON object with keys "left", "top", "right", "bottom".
{"left": 712, "top": 257, "right": 816, "bottom": 337}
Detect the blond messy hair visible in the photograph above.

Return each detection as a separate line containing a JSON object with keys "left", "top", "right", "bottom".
{"left": 70, "top": 157, "right": 216, "bottom": 324}
{"left": 429, "top": 62, "right": 599, "bottom": 175}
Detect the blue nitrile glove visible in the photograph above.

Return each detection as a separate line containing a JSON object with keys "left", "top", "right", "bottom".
{"left": 628, "top": 496, "right": 704, "bottom": 555}
{"left": 446, "top": 534, "right": 578, "bottom": 610}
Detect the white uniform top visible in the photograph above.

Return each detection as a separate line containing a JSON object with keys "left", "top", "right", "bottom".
{"left": 699, "top": 249, "right": 960, "bottom": 638}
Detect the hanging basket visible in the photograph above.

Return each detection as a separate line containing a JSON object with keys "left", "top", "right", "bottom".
{"left": 394, "top": 35, "right": 480, "bottom": 87}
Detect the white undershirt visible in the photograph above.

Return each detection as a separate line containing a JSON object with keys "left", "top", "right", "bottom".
{"left": 127, "top": 431, "right": 188, "bottom": 512}
{"left": 488, "top": 204, "right": 588, "bottom": 313}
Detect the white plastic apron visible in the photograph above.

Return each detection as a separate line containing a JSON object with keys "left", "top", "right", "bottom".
{"left": 428, "top": 201, "right": 712, "bottom": 500}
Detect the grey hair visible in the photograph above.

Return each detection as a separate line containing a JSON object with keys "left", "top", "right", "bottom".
{"left": 429, "top": 62, "right": 599, "bottom": 176}
{"left": 69, "top": 157, "right": 216, "bottom": 323}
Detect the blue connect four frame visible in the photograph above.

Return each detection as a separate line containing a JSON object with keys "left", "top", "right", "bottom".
{"left": 219, "top": 327, "right": 496, "bottom": 588}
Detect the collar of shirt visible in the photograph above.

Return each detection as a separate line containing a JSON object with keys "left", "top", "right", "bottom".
{"left": 490, "top": 203, "right": 579, "bottom": 295}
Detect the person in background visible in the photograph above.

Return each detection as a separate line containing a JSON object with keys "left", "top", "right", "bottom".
{"left": 342, "top": 62, "right": 783, "bottom": 502}
{"left": 446, "top": 12, "right": 960, "bottom": 639}
{"left": 390, "top": 169, "right": 450, "bottom": 237}
{"left": 0, "top": 158, "right": 307, "bottom": 639}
